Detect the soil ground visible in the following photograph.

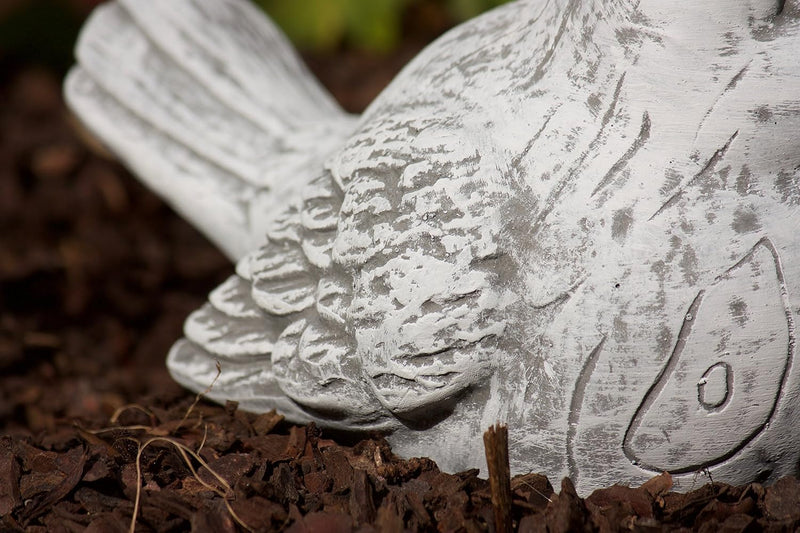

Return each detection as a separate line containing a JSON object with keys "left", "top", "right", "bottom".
{"left": 2, "top": 6, "right": 800, "bottom": 532}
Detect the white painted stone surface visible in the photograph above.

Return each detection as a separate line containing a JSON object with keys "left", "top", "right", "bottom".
{"left": 66, "top": 0, "right": 800, "bottom": 493}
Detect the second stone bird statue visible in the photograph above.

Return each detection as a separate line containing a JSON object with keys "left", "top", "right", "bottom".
{"left": 66, "top": 0, "right": 800, "bottom": 493}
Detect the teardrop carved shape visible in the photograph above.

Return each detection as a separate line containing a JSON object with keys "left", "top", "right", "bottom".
{"left": 624, "top": 237, "right": 795, "bottom": 473}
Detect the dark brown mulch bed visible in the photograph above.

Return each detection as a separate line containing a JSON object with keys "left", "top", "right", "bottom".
{"left": 2, "top": 17, "right": 800, "bottom": 533}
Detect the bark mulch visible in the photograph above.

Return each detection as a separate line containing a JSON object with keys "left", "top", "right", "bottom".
{"left": 2, "top": 24, "right": 800, "bottom": 533}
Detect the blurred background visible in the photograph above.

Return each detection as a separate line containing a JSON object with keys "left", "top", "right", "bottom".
{"left": 0, "top": 0, "right": 509, "bottom": 79}
{"left": 0, "top": 0, "right": 507, "bottom": 435}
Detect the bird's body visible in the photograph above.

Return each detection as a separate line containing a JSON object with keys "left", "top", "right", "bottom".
{"left": 67, "top": 0, "right": 800, "bottom": 492}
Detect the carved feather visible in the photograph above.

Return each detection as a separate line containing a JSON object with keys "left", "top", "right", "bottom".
{"left": 65, "top": 0, "right": 356, "bottom": 260}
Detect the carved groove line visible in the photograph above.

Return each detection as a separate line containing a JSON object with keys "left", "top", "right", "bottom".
{"left": 591, "top": 111, "right": 651, "bottom": 198}
{"left": 566, "top": 336, "right": 606, "bottom": 483}
{"left": 531, "top": 71, "right": 627, "bottom": 235}
{"left": 622, "top": 290, "right": 705, "bottom": 469}
{"left": 697, "top": 361, "right": 732, "bottom": 411}
{"left": 649, "top": 130, "right": 739, "bottom": 221}
{"left": 693, "top": 62, "right": 751, "bottom": 142}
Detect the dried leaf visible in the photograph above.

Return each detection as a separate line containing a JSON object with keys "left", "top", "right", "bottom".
{"left": 763, "top": 477, "right": 800, "bottom": 522}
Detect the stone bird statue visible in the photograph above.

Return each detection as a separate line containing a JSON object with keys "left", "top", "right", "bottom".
{"left": 66, "top": 0, "right": 800, "bottom": 492}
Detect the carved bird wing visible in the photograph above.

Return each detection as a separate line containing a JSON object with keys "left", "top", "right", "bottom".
{"left": 169, "top": 132, "right": 512, "bottom": 429}
{"left": 65, "top": 0, "right": 356, "bottom": 261}
{"left": 65, "top": 0, "right": 634, "bottom": 430}
{"left": 161, "top": 0, "right": 533, "bottom": 429}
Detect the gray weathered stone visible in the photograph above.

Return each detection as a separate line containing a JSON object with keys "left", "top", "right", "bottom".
{"left": 66, "top": 0, "right": 800, "bottom": 493}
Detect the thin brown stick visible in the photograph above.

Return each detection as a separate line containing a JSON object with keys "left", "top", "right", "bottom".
{"left": 84, "top": 425, "right": 152, "bottom": 435}
{"left": 110, "top": 404, "right": 157, "bottom": 425}
{"left": 484, "top": 424, "right": 512, "bottom": 533}
{"left": 177, "top": 360, "right": 222, "bottom": 430}
{"left": 128, "top": 436, "right": 253, "bottom": 533}
{"left": 518, "top": 477, "right": 553, "bottom": 503}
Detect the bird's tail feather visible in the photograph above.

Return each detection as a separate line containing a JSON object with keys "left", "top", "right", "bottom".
{"left": 65, "top": 0, "right": 356, "bottom": 260}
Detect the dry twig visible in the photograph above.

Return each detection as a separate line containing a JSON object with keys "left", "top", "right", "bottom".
{"left": 484, "top": 424, "right": 512, "bottom": 533}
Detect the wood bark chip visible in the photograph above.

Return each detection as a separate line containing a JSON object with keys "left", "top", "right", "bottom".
{"left": 763, "top": 477, "right": 800, "bottom": 522}
{"left": 0, "top": 437, "right": 22, "bottom": 517}
{"left": 543, "top": 478, "right": 592, "bottom": 533}
{"left": 1, "top": 386, "right": 800, "bottom": 531}
{"left": 17, "top": 445, "right": 87, "bottom": 523}
{"left": 252, "top": 409, "right": 284, "bottom": 436}
{"left": 349, "top": 468, "right": 377, "bottom": 525}
{"left": 484, "top": 424, "right": 513, "bottom": 533}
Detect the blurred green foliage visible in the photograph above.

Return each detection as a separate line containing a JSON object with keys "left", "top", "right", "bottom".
{"left": 0, "top": 0, "right": 511, "bottom": 76}
{"left": 444, "top": 0, "right": 511, "bottom": 22}
{"left": 257, "top": 0, "right": 511, "bottom": 52}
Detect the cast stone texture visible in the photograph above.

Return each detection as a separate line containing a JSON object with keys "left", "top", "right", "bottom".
{"left": 65, "top": 0, "right": 800, "bottom": 493}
